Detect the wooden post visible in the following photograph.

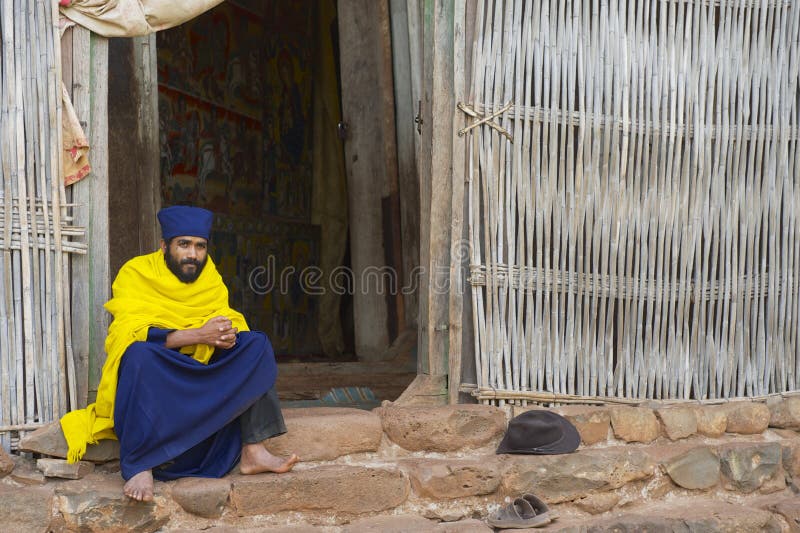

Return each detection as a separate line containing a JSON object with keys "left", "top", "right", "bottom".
{"left": 108, "top": 35, "right": 159, "bottom": 279}
{"left": 69, "top": 29, "right": 109, "bottom": 404}
{"left": 338, "top": 0, "right": 400, "bottom": 359}
{"left": 448, "top": 0, "right": 471, "bottom": 403}
{"left": 390, "top": 0, "right": 421, "bottom": 332}
{"left": 417, "top": 0, "right": 454, "bottom": 378}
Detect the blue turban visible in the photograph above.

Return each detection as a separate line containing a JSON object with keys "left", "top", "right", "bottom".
{"left": 157, "top": 206, "right": 213, "bottom": 241}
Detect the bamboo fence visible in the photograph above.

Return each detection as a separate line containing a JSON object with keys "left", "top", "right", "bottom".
{"left": 0, "top": 0, "right": 86, "bottom": 449}
{"left": 466, "top": 0, "right": 800, "bottom": 404}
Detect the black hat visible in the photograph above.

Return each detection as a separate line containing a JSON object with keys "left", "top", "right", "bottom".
{"left": 496, "top": 410, "right": 581, "bottom": 455}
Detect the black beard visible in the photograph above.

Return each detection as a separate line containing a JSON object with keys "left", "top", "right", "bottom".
{"left": 165, "top": 250, "right": 208, "bottom": 283}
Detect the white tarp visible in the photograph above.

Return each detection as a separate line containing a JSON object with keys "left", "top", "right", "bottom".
{"left": 60, "top": 0, "right": 223, "bottom": 37}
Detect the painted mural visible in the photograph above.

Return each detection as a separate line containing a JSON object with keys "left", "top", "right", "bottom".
{"left": 157, "top": 0, "right": 321, "bottom": 357}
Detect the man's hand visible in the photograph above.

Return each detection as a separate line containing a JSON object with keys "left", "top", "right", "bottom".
{"left": 163, "top": 315, "right": 238, "bottom": 350}
{"left": 197, "top": 316, "right": 239, "bottom": 349}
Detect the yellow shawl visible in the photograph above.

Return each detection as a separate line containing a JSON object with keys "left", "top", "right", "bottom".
{"left": 60, "top": 250, "right": 248, "bottom": 462}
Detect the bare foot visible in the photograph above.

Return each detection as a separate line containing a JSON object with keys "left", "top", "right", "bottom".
{"left": 123, "top": 470, "right": 154, "bottom": 501}
{"left": 240, "top": 443, "right": 299, "bottom": 475}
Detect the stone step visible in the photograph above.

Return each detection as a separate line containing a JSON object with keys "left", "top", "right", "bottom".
{"left": 20, "top": 398, "right": 800, "bottom": 461}
{"left": 7, "top": 431, "right": 799, "bottom": 531}
{"left": 5, "top": 399, "right": 800, "bottom": 531}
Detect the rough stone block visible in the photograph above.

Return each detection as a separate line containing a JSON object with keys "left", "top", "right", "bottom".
{"left": 552, "top": 405, "right": 611, "bottom": 445}
{"left": 782, "top": 439, "right": 800, "bottom": 479}
{"left": 769, "top": 397, "right": 800, "bottom": 430}
{"left": 11, "top": 456, "right": 45, "bottom": 485}
{"left": 662, "top": 446, "right": 719, "bottom": 490}
{"left": 573, "top": 492, "right": 620, "bottom": 514}
{"left": 501, "top": 448, "right": 655, "bottom": 503}
{"left": 719, "top": 442, "right": 783, "bottom": 493}
{"left": 19, "top": 421, "right": 119, "bottom": 462}
{"left": 264, "top": 407, "right": 382, "bottom": 461}
{"left": 767, "top": 498, "right": 800, "bottom": 533}
{"left": 0, "top": 484, "right": 52, "bottom": 532}
{"left": 171, "top": 477, "right": 231, "bottom": 519}
{"left": 37, "top": 458, "right": 94, "bottom": 479}
{"left": 655, "top": 406, "right": 697, "bottom": 440}
{"left": 53, "top": 481, "right": 169, "bottom": 533}
{"left": 610, "top": 407, "right": 660, "bottom": 443}
{"left": 377, "top": 405, "right": 506, "bottom": 452}
{"left": 0, "top": 446, "right": 14, "bottom": 477}
{"left": 399, "top": 456, "right": 503, "bottom": 499}
{"left": 694, "top": 406, "right": 728, "bottom": 437}
{"left": 230, "top": 465, "right": 409, "bottom": 517}
{"left": 587, "top": 500, "right": 779, "bottom": 533}
{"left": 724, "top": 402, "right": 770, "bottom": 434}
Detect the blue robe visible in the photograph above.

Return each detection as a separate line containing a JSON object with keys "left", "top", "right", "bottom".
{"left": 113, "top": 330, "right": 277, "bottom": 481}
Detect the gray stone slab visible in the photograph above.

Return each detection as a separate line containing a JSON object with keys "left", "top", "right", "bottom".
{"left": 720, "top": 442, "right": 783, "bottom": 493}
{"left": 37, "top": 458, "right": 95, "bottom": 479}
{"left": 19, "top": 421, "right": 119, "bottom": 462}
{"left": 663, "top": 447, "right": 720, "bottom": 490}
{"left": 501, "top": 448, "right": 655, "bottom": 503}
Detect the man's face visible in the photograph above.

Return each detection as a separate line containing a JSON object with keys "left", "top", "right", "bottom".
{"left": 161, "top": 236, "right": 209, "bottom": 283}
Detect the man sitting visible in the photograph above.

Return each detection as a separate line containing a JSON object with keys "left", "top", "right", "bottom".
{"left": 61, "top": 206, "right": 298, "bottom": 501}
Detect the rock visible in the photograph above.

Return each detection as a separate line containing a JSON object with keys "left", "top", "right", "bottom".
{"left": 19, "top": 421, "right": 119, "bottom": 462}
{"left": 0, "top": 446, "right": 14, "bottom": 477}
{"left": 662, "top": 447, "right": 719, "bottom": 490}
{"left": 724, "top": 402, "right": 770, "bottom": 434}
{"left": 759, "top": 467, "right": 787, "bottom": 494}
{"left": 693, "top": 406, "right": 728, "bottom": 437}
{"left": 230, "top": 465, "right": 409, "bottom": 517}
{"left": 783, "top": 439, "right": 800, "bottom": 479}
{"left": 553, "top": 405, "right": 611, "bottom": 445}
{"left": 769, "top": 397, "right": 800, "bottom": 430}
{"left": 0, "top": 484, "right": 53, "bottom": 531}
{"left": 574, "top": 492, "right": 621, "bottom": 514}
{"left": 37, "top": 458, "right": 94, "bottom": 479}
{"left": 264, "top": 407, "right": 383, "bottom": 461}
{"left": 584, "top": 499, "right": 780, "bottom": 533}
{"left": 610, "top": 407, "right": 660, "bottom": 443}
{"left": 719, "top": 442, "right": 783, "bottom": 493}
{"left": 171, "top": 477, "right": 231, "bottom": 518}
{"left": 501, "top": 448, "right": 655, "bottom": 503}
{"left": 11, "top": 456, "right": 46, "bottom": 485}
{"left": 399, "top": 456, "right": 504, "bottom": 499}
{"left": 377, "top": 405, "right": 506, "bottom": 452}
{"left": 767, "top": 498, "right": 800, "bottom": 533}
{"left": 655, "top": 407, "right": 697, "bottom": 440}
{"left": 53, "top": 480, "right": 169, "bottom": 533}
{"left": 344, "top": 515, "right": 440, "bottom": 532}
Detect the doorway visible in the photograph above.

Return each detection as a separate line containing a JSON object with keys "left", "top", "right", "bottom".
{"left": 108, "top": 0, "right": 418, "bottom": 405}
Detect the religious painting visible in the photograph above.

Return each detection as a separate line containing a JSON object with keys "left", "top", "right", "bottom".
{"left": 210, "top": 216, "right": 321, "bottom": 357}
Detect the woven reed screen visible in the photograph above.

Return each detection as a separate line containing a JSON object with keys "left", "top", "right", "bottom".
{"left": 466, "top": 0, "right": 800, "bottom": 402}
{"left": 0, "top": 0, "right": 86, "bottom": 445}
